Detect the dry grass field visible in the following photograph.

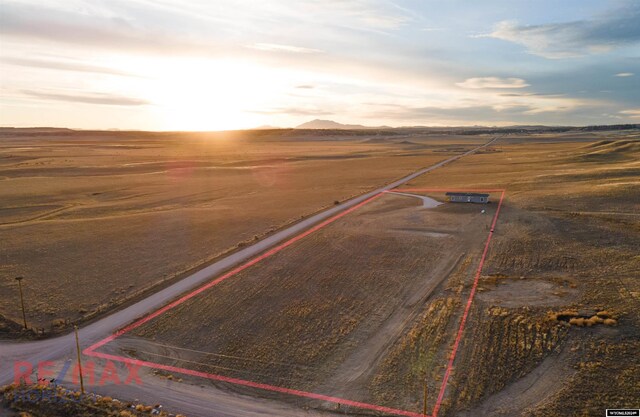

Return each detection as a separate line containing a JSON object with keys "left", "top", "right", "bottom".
{"left": 101, "top": 129, "right": 638, "bottom": 416}
{"left": 0, "top": 129, "right": 485, "bottom": 335}
{"left": 2, "top": 127, "right": 638, "bottom": 417}
{"left": 114, "top": 191, "right": 494, "bottom": 414}
{"left": 396, "top": 130, "right": 640, "bottom": 416}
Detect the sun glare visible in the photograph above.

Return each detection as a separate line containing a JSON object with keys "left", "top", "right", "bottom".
{"left": 103, "top": 57, "right": 300, "bottom": 131}
{"left": 153, "top": 60, "right": 265, "bottom": 131}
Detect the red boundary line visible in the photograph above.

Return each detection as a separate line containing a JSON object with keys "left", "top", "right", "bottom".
{"left": 86, "top": 350, "right": 424, "bottom": 417}
{"left": 84, "top": 192, "right": 384, "bottom": 354}
{"left": 84, "top": 188, "right": 506, "bottom": 417}
{"left": 401, "top": 189, "right": 506, "bottom": 417}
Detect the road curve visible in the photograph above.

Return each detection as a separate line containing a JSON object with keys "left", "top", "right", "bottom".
{"left": 0, "top": 136, "right": 497, "bottom": 416}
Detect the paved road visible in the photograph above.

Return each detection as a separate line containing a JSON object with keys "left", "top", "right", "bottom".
{"left": 0, "top": 136, "right": 497, "bottom": 416}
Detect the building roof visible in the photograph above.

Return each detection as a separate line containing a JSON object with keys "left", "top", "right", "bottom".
{"left": 445, "top": 192, "right": 490, "bottom": 197}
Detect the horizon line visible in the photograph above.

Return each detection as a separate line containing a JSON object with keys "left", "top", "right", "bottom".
{"left": 1, "top": 122, "right": 638, "bottom": 134}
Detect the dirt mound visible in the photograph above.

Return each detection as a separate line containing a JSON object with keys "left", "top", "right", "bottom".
{"left": 582, "top": 140, "right": 613, "bottom": 149}
{"left": 1, "top": 384, "right": 175, "bottom": 417}
{"left": 576, "top": 139, "right": 640, "bottom": 163}
{"left": 363, "top": 137, "right": 390, "bottom": 143}
{"left": 614, "top": 140, "right": 640, "bottom": 153}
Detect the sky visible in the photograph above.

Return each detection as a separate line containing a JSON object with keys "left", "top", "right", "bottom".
{"left": 1, "top": 0, "right": 639, "bottom": 130}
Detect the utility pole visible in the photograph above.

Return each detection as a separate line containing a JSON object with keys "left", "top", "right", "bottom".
{"left": 15, "top": 276, "right": 27, "bottom": 329}
{"left": 423, "top": 379, "right": 428, "bottom": 417}
{"left": 74, "top": 325, "right": 85, "bottom": 394}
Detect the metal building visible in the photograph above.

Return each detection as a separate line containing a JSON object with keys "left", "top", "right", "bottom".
{"left": 446, "top": 192, "right": 490, "bottom": 204}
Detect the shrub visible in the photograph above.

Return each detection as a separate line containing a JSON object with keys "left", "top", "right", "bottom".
{"left": 51, "top": 318, "right": 66, "bottom": 328}
{"left": 569, "top": 317, "right": 585, "bottom": 326}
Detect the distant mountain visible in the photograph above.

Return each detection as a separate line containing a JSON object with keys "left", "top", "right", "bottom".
{"left": 0, "top": 127, "right": 76, "bottom": 133}
{"left": 295, "top": 119, "right": 390, "bottom": 130}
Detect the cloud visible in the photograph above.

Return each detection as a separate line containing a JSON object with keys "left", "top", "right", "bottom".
{"left": 1, "top": 57, "right": 138, "bottom": 77}
{"left": 0, "top": 1, "right": 233, "bottom": 55}
{"left": 498, "top": 92, "right": 560, "bottom": 97}
{"left": 620, "top": 109, "right": 640, "bottom": 118}
{"left": 22, "top": 90, "right": 149, "bottom": 106}
{"left": 1, "top": 1, "right": 635, "bottom": 129}
{"left": 364, "top": 103, "right": 540, "bottom": 123}
{"left": 483, "top": 2, "right": 640, "bottom": 58}
{"left": 316, "top": 0, "right": 411, "bottom": 30}
{"left": 0, "top": 0, "right": 408, "bottom": 56}
{"left": 0, "top": 0, "right": 419, "bottom": 85}
{"left": 615, "top": 72, "right": 634, "bottom": 77}
{"left": 362, "top": 95, "right": 608, "bottom": 126}
{"left": 248, "top": 43, "right": 323, "bottom": 54}
{"left": 456, "top": 77, "right": 530, "bottom": 89}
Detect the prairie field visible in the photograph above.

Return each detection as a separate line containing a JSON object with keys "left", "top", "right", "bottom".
{"left": 397, "top": 130, "right": 640, "bottom": 416}
{"left": 98, "top": 129, "right": 639, "bottom": 416}
{"left": 2, "top": 128, "right": 638, "bottom": 417}
{"left": 110, "top": 190, "right": 494, "bottom": 414}
{"left": 0, "top": 129, "right": 484, "bottom": 335}
{"left": 3, "top": 2, "right": 639, "bottom": 417}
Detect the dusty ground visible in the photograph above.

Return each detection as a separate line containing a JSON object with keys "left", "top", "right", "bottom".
{"left": 0, "top": 129, "right": 485, "bottom": 335}
{"left": 2, "top": 128, "right": 638, "bottom": 417}
{"left": 398, "top": 130, "right": 640, "bottom": 416}
{"left": 113, "top": 192, "right": 494, "bottom": 415}
{"left": 104, "top": 129, "right": 639, "bottom": 417}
